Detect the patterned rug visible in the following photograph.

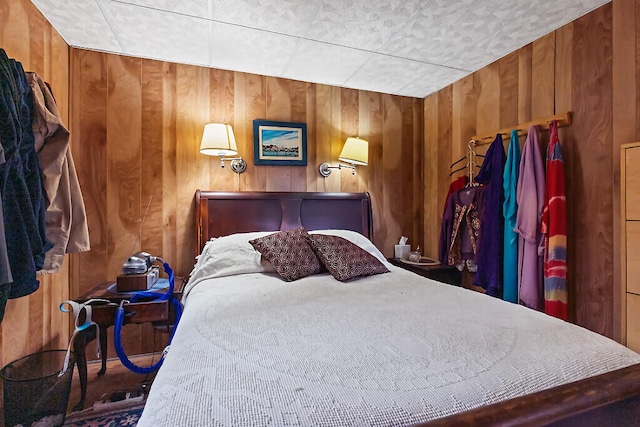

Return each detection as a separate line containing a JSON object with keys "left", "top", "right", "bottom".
{"left": 63, "top": 403, "right": 145, "bottom": 427}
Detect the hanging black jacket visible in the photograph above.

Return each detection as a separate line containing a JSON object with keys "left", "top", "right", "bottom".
{"left": 0, "top": 48, "right": 51, "bottom": 320}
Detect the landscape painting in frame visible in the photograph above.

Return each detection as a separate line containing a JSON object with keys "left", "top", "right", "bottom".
{"left": 253, "top": 120, "right": 307, "bottom": 166}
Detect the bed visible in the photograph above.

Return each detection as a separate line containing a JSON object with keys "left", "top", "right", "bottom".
{"left": 138, "top": 190, "right": 640, "bottom": 426}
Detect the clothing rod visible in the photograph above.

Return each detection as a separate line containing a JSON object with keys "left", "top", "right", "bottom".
{"left": 471, "top": 111, "right": 572, "bottom": 145}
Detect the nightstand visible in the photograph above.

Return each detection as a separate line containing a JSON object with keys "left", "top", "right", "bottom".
{"left": 388, "top": 258, "right": 462, "bottom": 286}
{"left": 70, "top": 279, "right": 183, "bottom": 411}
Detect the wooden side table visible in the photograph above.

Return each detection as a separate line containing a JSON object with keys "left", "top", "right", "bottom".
{"left": 70, "top": 279, "right": 182, "bottom": 411}
{"left": 387, "top": 258, "right": 462, "bottom": 286}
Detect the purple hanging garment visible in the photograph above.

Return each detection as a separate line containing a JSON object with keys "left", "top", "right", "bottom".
{"left": 474, "top": 134, "right": 506, "bottom": 297}
{"left": 514, "top": 125, "right": 545, "bottom": 310}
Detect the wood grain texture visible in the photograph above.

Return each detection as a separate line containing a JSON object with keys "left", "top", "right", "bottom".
{"left": 531, "top": 32, "right": 556, "bottom": 119}
{"left": 626, "top": 222, "right": 640, "bottom": 294}
{"left": 67, "top": 50, "right": 423, "bottom": 356}
{"left": 570, "top": 4, "right": 613, "bottom": 336}
{"left": 423, "top": 94, "right": 439, "bottom": 259}
{"left": 518, "top": 45, "right": 533, "bottom": 124}
{"left": 0, "top": 0, "right": 70, "bottom": 369}
{"left": 381, "top": 94, "right": 403, "bottom": 250}
{"left": 499, "top": 51, "right": 519, "bottom": 129}
{"left": 423, "top": 3, "right": 621, "bottom": 337}
{"left": 626, "top": 146, "right": 640, "bottom": 219}
{"left": 612, "top": 0, "right": 637, "bottom": 342}
{"left": 627, "top": 294, "right": 640, "bottom": 352}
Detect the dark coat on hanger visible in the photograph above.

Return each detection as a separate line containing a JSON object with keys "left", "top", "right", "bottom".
{"left": 0, "top": 49, "right": 51, "bottom": 321}
{"left": 474, "top": 134, "right": 506, "bottom": 297}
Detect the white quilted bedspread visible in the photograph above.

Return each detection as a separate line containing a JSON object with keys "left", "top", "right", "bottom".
{"left": 138, "top": 267, "right": 640, "bottom": 426}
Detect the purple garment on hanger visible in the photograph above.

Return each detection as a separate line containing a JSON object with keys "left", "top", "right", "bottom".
{"left": 514, "top": 125, "right": 545, "bottom": 310}
{"left": 474, "top": 134, "right": 506, "bottom": 297}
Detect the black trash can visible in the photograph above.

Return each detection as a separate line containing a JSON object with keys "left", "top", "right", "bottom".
{"left": 1, "top": 350, "right": 75, "bottom": 427}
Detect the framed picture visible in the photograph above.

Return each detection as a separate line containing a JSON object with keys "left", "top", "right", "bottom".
{"left": 253, "top": 120, "right": 307, "bottom": 166}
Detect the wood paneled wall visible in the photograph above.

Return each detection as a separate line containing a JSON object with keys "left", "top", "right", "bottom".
{"left": 612, "top": 0, "right": 640, "bottom": 344}
{"left": 68, "top": 50, "right": 423, "bottom": 355}
{"left": 70, "top": 50, "right": 423, "bottom": 289}
{"left": 0, "top": 0, "right": 70, "bottom": 370}
{"left": 424, "top": 4, "right": 618, "bottom": 337}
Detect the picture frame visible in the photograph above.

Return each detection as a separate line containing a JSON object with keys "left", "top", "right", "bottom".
{"left": 253, "top": 120, "right": 307, "bottom": 166}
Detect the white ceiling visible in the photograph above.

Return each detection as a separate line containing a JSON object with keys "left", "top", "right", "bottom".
{"left": 30, "top": 0, "right": 609, "bottom": 98}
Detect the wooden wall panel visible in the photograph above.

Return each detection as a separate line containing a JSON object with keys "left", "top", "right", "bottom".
{"left": 72, "top": 50, "right": 109, "bottom": 291}
{"left": 531, "top": 32, "right": 556, "bottom": 119}
{"left": 68, "top": 51, "right": 424, "bottom": 356}
{"left": 208, "top": 69, "right": 236, "bottom": 191}
{"left": 381, "top": 95, "right": 403, "bottom": 252}
{"left": 362, "top": 91, "right": 384, "bottom": 236}
{"left": 265, "top": 77, "right": 292, "bottom": 192}
{"left": 291, "top": 80, "right": 309, "bottom": 192}
{"left": 570, "top": 5, "right": 613, "bottom": 335}
{"left": 423, "top": 3, "right": 623, "bottom": 338}
{"left": 423, "top": 94, "right": 439, "bottom": 259}
{"left": 499, "top": 51, "right": 519, "bottom": 129}
{"left": 612, "top": 0, "right": 637, "bottom": 342}
{"left": 0, "top": 0, "right": 70, "bottom": 369}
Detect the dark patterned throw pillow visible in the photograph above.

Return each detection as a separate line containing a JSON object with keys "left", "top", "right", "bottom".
{"left": 249, "top": 227, "right": 323, "bottom": 282}
{"left": 307, "top": 234, "right": 389, "bottom": 282}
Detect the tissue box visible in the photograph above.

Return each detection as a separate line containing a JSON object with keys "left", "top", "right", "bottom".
{"left": 394, "top": 245, "right": 410, "bottom": 259}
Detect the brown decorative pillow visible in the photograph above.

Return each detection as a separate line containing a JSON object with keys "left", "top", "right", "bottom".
{"left": 306, "top": 234, "right": 389, "bottom": 282}
{"left": 249, "top": 227, "right": 323, "bottom": 282}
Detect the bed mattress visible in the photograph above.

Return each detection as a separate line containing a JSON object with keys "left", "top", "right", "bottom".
{"left": 138, "top": 267, "right": 640, "bottom": 426}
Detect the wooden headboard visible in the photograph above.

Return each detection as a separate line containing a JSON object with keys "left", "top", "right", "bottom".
{"left": 195, "top": 191, "right": 373, "bottom": 256}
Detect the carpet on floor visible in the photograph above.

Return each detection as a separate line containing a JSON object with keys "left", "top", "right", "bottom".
{"left": 63, "top": 402, "right": 145, "bottom": 427}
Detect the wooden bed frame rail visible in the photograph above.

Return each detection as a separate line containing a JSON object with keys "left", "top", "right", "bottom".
{"left": 419, "top": 362, "right": 640, "bottom": 426}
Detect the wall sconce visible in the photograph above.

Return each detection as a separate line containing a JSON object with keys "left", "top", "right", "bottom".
{"left": 319, "top": 137, "right": 368, "bottom": 177}
{"left": 199, "top": 123, "right": 247, "bottom": 174}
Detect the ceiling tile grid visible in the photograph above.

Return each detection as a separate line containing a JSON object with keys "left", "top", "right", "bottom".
{"left": 343, "top": 54, "right": 463, "bottom": 96}
{"left": 98, "top": 0, "right": 211, "bottom": 67}
{"left": 30, "top": 0, "right": 123, "bottom": 54}
{"left": 117, "top": 0, "right": 210, "bottom": 18}
{"left": 207, "top": 0, "right": 322, "bottom": 38}
{"left": 304, "top": 0, "right": 426, "bottom": 51}
{"left": 209, "top": 22, "right": 298, "bottom": 78}
{"left": 29, "top": 0, "right": 611, "bottom": 98}
{"left": 283, "top": 39, "right": 374, "bottom": 88}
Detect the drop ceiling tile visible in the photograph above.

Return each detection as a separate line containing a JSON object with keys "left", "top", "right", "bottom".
{"left": 31, "top": 0, "right": 613, "bottom": 98}
{"left": 439, "top": 0, "right": 611, "bottom": 71}
{"left": 344, "top": 54, "right": 467, "bottom": 96}
{"left": 98, "top": 0, "right": 210, "bottom": 67}
{"left": 305, "top": 0, "right": 425, "bottom": 51}
{"left": 398, "top": 67, "right": 470, "bottom": 98}
{"left": 283, "top": 40, "right": 373, "bottom": 87}
{"left": 210, "top": 22, "right": 298, "bottom": 78}
{"left": 379, "top": 0, "right": 500, "bottom": 67}
{"left": 114, "top": 0, "right": 209, "bottom": 18}
{"left": 208, "top": 0, "right": 322, "bottom": 37}
{"left": 30, "top": 0, "right": 122, "bottom": 52}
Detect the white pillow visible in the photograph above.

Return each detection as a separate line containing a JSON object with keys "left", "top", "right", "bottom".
{"left": 184, "top": 231, "right": 277, "bottom": 299}
{"left": 308, "top": 229, "right": 391, "bottom": 268}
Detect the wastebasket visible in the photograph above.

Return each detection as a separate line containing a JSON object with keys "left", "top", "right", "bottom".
{"left": 1, "top": 350, "right": 75, "bottom": 427}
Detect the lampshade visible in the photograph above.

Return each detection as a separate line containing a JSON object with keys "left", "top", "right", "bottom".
{"left": 200, "top": 123, "right": 238, "bottom": 156}
{"left": 338, "top": 137, "right": 368, "bottom": 166}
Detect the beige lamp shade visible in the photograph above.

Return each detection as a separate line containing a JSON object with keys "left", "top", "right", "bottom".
{"left": 338, "top": 137, "right": 368, "bottom": 166}
{"left": 200, "top": 123, "right": 238, "bottom": 156}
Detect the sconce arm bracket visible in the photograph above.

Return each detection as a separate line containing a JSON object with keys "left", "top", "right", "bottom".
{"left": 319, "top": 162, "right": 356, "bottom": 177}
{"left": 220, "top": 156, "right": 247, "bottom": 174}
